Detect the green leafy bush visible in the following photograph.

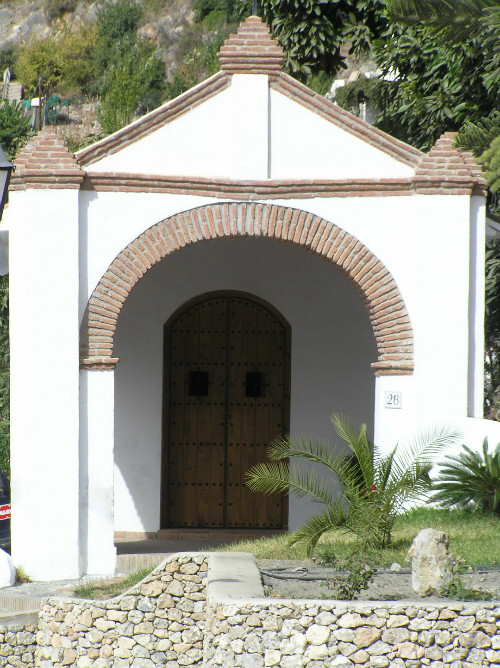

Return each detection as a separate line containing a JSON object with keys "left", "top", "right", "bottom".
{"left": 334, "top": 77, "right": 388, "bottom": 117}
{"left": 479, "top": 135, "right": 500, "bottom": 194}
{"left": 15, "top": 27, "right": 97, "bottom": 96}
{"left": 165, "top": 30, "right": 226, "bottom": 101}
{"left": 245, "top": 413, "right": 458, "bottom": 554}
{"left": 319, "top": 553, "right": 376, "bottom": 600}
{"left": 0, "top": 46, "right": 18, "bottom": 80}
{"left": 0, "top": 419, "right": 9, "bottom": 477}
{"left": 96, "top": 0, "right": 142, "bottom": 41}
{"left": 16, "top": 38, "right": 63, "bottom": 94}
{"left": 432, "top": 440, "right": 500, "bottom": 514}
{"left": 98, "top": 36, "right": 165, "bottom": 134}
{"left": 0, "top": 275, "right": 10, "bottom": 477}
{"left": 0, "top": 101, "right": 32, "bottom": 160}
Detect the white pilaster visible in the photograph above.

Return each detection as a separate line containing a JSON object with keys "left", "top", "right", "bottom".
{"left": 79, "top": 368, "right": 116, "bottom": 575}
{"left": 9, "top": 188, "right": 80, "bottom": 580}
{"left": 230, "top": 74, "right": 270, "bottom": 179}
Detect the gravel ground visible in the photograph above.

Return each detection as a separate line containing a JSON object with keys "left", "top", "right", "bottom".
{"left": 257, "top": 559, "right": 500, "bottom": 602}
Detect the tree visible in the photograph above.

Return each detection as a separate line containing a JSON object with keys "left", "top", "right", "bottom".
{"left": 244, "top": 0, "right": 388, "bottom": 81}
{"left": 96, "top": 0, "right": 143, "bottom": 42}
{"left": 187, "top": 0, "right": 389, "bottom": 90}
{"left": 245, "top": 414, "right": 457, "bottom": 553}
{"left": 332, "top": 0, "right": 500, "bottom": 155}
{"left": 94, "top": 1, "right": 166, "bottom": 134}
{"left": 15, "top": 27, "right": 97, "bottom": 96}
{"left": 98, "top": 36, "right": 166, "bottom": 134}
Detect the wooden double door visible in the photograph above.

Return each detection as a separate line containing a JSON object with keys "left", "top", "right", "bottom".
{"left": 162, "top": 292, "right": 290, "bottom": 529}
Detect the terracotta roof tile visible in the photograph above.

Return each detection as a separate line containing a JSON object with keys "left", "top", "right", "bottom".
{"left": 12, "top": 126, "right": 83, "bottom": 189}
{"left": 217, "top": 15, "right": 285, "bottom": 74}
{"left": 414, "top": 132, "right": 486, "bottom": 193}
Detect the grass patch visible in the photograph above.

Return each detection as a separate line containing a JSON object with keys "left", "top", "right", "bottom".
{"left": 213, "top": 507, "right": 500, "bottom": 567}
{"left": 74, "top": 567, "right": 152, "bottom": 599}
{"left": 15, "top": 566, "right": 31, "bottom": 584}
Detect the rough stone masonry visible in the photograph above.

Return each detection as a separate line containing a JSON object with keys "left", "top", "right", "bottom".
{"left": 0, "top": 552, "right": 498, "bottom": 667}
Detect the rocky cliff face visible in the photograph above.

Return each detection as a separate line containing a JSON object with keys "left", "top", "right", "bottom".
{"left": 0, "top": 0, "right": 194, "bottom": 74}
{"left": 0, "top": 0, "right": 197, "bottom": 148}
{"left": 0, "top": 1, "right": 95, "bottom": 50}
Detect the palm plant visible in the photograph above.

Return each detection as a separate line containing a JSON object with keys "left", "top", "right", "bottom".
{"left": 432, "top": 439, "right": 500, "bottom": 514}
{"left": 245, "top": 414, "right": 458, "bottom": 554}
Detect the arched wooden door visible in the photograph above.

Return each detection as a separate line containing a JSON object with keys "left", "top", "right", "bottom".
{"left": 161, "top": 292, "right": 290, "bottom": 529}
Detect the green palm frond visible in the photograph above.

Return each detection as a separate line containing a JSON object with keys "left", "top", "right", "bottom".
{"left": 331, "top": 413, "right": 374, "bottom": 484}
{"left": 457, "top": 113, "right": 500, "bottom": 156}
{"left": 432, "top": 439, "right": 500, "bottom": 513}
{"left": 246, "top": 413, "right": 459, "bottom": 552}
{"left": 268, "top": 435, "right": 348, "bottom": 471}
{"left": 288, "top": 505, "right": 347, "bottom": 555}
{"left": 244, "top": 461, "right": 291, "bottom": 496}
{"left": 245, "top": 461, "right": 338, "bottom": 508}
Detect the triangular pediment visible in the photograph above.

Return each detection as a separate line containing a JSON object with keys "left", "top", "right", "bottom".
{"left": 76, "top": 17, "right": 427, "bottom": 183}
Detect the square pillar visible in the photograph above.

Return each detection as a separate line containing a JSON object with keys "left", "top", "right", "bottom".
{"left": 9, "top": 188, "right": 81, "bottom": 579}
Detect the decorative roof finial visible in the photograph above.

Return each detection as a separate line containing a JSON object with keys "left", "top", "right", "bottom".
{"left": 252, "top": 0, "right": 257, "bottom": 14}
{"left": 217, "top": 16, "right": 285, "bottom": 74}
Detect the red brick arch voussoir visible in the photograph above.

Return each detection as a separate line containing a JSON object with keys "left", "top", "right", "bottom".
{"left": 80, "top": 203, "right": 414, "bottom": 375}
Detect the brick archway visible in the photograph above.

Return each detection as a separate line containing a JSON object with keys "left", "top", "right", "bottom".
{"left": 80, "top": 203, "right": 414, "bottom": 375}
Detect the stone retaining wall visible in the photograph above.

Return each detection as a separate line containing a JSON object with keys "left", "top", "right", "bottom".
{"left": 0, "top": 621, "right": 37, "bottom": 667}
{"left": 36, "top": 553, "right": 207, "bottom": 668}
{"left": 204, "top": 598, "right": 500, "bottom": 667}
{"left": 0, "top": 553, "right": 498, "bottom": 668}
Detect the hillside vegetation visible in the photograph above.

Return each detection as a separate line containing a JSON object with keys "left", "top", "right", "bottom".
{"left": 0, "top": 0, "right": 392, "bottom": 146}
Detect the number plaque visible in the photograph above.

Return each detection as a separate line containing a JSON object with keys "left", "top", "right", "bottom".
{"left": 385, "top": 391, "right": 402, "bottom": 409}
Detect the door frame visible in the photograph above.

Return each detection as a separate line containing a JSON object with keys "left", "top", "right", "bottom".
{"left": 160, "top": 290, "right": 291, "bottom": 529}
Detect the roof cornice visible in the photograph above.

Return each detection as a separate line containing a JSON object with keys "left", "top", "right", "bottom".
{"left": 272, "top": 74, "right": 424, "bottom": 168}
{"left": 76, "top": 71, "right": 230, "bottom": 168}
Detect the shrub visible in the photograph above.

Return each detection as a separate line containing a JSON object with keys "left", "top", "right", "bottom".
{"left": 15, "top": 28, "right": 97, "bottom": 96}
{"left": 16, "top": 38, "right": 63, "bottom": 94}
{"left": 98, "top": 37, "right": 166, "bottom": 134}
{"left": 96, "top": 0, "right": 142, "bottom": 42}
{"left": 0, "top": 101, "right": 33, "bottom": 160}
{"left": 432, "top": 439, "right": 500, "bottom": 514}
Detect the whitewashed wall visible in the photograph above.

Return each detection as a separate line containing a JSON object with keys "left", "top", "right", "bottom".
{"left": 6, "top": 64, "right": 486, "bottom": 578}
{"left": 82, "top": 188, "right": 478, "bottom": 433}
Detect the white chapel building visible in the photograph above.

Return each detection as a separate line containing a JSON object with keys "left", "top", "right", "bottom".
{"left": 4, "top": 17, "right": 493, "bottom": 579}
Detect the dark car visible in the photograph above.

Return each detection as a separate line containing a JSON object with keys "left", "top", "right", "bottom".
{"left": 0, "top": 471, "right": 10, "bottom": 551}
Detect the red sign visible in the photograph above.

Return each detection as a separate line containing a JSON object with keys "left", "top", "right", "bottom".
{"left": 0, "top": 504, "right": 10, "bottom": 520}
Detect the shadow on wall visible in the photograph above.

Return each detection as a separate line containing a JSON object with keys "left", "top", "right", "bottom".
{"left": 112, "top": 236, "right": 377, "bottom": 534}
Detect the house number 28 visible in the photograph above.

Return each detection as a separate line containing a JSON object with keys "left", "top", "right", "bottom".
{"left": 385, "top": 391, "right": 402, "bottom": 409}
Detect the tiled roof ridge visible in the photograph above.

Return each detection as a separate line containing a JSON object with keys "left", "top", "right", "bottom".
{"left": 415, "top": 131, "right": 486, "bottom": 192}
{"left": 11, "top": 126, "right": 83, "bottom": 189}
{"left": 217, "top": 15, "right": 285, "bottom": 74}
